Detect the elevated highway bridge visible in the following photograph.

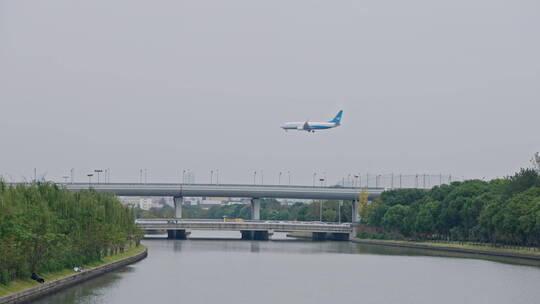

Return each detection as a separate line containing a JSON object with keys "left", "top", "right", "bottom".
{"left": 10, "top": 182, "right": 386, "bottom": 240}
{"left": 61, "top": 182, "right": 384, "bottom": 223}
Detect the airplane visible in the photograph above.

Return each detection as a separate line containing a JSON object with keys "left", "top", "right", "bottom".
{"left": 281, "top": 110, "right": 343, "bottom": 133}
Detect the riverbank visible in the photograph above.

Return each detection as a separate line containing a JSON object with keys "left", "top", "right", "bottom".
{"left": 352, "top": 239, "right": 540, "bottom": 261}
{"left": 286, "top": 232, "right": 540, "bottom": 261}
{"left": 0, "top": 245, "right": 147, "bottom": 304}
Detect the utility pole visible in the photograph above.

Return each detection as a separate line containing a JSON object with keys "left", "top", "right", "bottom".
{"left": 278, "top": 172, "right": 282, "bottom": 185}
{"left": 366, "top": 173, "right": 369, "bottom": 188}
{"left": 70, "top": 168, "right": 74, "bottom": 184}
{"left": 399, "top": 174, "right": 402, "bottom": 188}
{"left": 287, "top": 171, "right": 291, "bottom": 185}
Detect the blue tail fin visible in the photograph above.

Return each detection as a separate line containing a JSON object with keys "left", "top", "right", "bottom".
{"left": 329, "top": 110, "right": 343, "bottom": 124}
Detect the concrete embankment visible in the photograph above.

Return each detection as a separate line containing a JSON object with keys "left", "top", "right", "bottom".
{"left": 0, "top": 248, "right": 148, "bottom": 304}
{"left": 351, "top": 239, "right": 540, "bottom": 261}
{"left": 286, "top": 232, "right": 540, "bottom": 262}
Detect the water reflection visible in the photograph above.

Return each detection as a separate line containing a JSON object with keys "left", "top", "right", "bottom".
{"left": 35, "top": 232, "right": 540, "bottom": 304}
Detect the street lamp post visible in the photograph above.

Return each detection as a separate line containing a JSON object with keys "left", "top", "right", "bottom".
{"left": 87, "top": 174, "right": 93, "bottom": 187}
{"left": 253, "top": 171, "right": 257, "bottom": 185}
{"left": 210, "top": 170, "right": 214, "bottom": 184}
{"left": 94, "top": 169, "right": 103, "bottom": 184}
{"left": 366, "top": 173, "right": 369, "bottom": 188}
{"left": 288, "top": 171, "right": 291, "bottom": 185}
{"left": 278, "top": 172, "right": 282, "bottom": 185}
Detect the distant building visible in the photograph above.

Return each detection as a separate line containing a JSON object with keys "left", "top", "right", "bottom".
{"left": 119, "top": 196, "right": 140, "bottom": 206}
{"left": 139, "top": 198, "right": 153, "bottom": 210}
{"left": 199, "top": 200, "right": 222, "bottom": 209}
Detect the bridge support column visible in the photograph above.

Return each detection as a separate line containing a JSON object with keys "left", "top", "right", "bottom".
{"left": 312, "top": 232, "right": 327, "bottom": 241}
{"left": 250, "top": 198, "right": 260, "bottom": 220}
{"left": 241, "top": 230, "right": 271, "bottom": 240}
{"left": 167, "top": 229, "right": 189, "bottom": 240}
{"left": 352, "top": 200, "right": 359, "bottom": 223}
{"left": 174, "top": 196, "right": 183, "bottom": 219}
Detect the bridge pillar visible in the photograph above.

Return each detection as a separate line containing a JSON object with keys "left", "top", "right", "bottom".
{"left": 241, "top": 230, "right": 254, "bottom": 240}
{"left": 312, "top": 232, "right": 327, "bottom": 241}
{"left": 351, "top": 200, "right": 359, "bottom": 223}
{"left": 167, "top": 229, "right": 189, "bottom": 240}
{"left": 174, "top": 196, "right": 183, "bottom": 219}
{"left": 241, "top": 230, "right": 271, "bottom": 240}
{"left": 250, "top": 198, "right": 261, "bottom": 220}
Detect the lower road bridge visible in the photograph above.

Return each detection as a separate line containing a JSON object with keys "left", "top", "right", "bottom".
{"left": 137, "top": 219, "right": 354, "bottom": 241}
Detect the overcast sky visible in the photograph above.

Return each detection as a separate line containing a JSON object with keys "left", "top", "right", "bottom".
{"left": 1, "top": 0, "right": 539, "bottom": 185}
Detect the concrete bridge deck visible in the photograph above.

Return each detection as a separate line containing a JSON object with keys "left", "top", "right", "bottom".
{"left": 61, "top": 183, "right": 384, "bottom": 200}
{"left": 137, "top": 219, "right": 353, "bottom": 241}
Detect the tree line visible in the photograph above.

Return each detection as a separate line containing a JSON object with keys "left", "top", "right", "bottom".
{"left": 360, "top": 168, "right": 540, "bottom": 247}
{"left": 135, "top": 199, "right": 355, "bottom": 223}
{"left": 0, "top": 182, "right": 142, "bottom": 285}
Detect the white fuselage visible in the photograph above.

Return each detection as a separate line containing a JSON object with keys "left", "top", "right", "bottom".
{"left": 281, "top": 121, "right": 339, "bottom": 132}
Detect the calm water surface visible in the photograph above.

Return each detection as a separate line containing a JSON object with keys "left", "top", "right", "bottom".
{"left": 35, "top": 231, "right": 540, "bottom": 304}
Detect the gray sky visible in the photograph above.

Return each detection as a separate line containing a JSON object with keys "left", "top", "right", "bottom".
{"left": 1, "top": 0, "right": 539, "bottom": 185}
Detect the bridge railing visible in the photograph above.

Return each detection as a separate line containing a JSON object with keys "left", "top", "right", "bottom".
{"left": 135, "top": 218, "right": 352, "bottom": 226}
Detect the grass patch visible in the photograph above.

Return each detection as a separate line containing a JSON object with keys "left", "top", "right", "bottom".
{"left": 0, "top": 245, "right": 146, "bottom": 297}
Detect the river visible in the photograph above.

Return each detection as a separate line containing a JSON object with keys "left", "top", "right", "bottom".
{"left": 35, "top": 231, "right": 540, "bottom": 304}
